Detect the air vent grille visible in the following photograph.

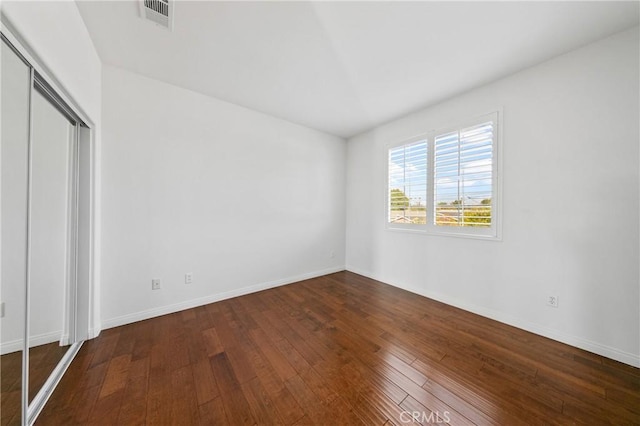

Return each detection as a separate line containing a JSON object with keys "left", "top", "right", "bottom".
{"left": 145, "top": 0, "right": 168, "bottom": 17}
{"left": 139, "top": 0, "right": 173, "bottom": 30}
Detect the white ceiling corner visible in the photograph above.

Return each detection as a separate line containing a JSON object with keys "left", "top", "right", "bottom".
{"left": 75, "top": 0, "right": 639, "bottom": 139}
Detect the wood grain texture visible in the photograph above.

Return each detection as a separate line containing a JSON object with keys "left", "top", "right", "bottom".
{"left": 1, "top": 341, "right": 70, "bottom": 426}
{"left": 34, "top": 272, "right": 639, "bottom": 425}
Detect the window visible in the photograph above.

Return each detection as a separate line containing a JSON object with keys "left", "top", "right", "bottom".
{"left": 388, "top": 140, "right": 427, "bottom": 224}
{"left": 386, "top": 112, "right": 500, "bottom": 239}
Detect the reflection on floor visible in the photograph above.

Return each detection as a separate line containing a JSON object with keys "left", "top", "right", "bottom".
{"left": 0, "top": 350, "right": 21, "bottom": 426}
{"left": 1, "top": 341, "right": 69, "bottom": 426}
{"left": 27, "top": 342, "right": 70, "bottom": 402}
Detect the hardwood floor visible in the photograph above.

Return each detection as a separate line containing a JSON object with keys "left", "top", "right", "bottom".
{"left": 0, "top": 350, "right": 21, "bottom": 426}
{"left": 36, "top": 272, "right": 639, "bottom": 425}
{"left": 1, "top": 341, "right": 70, "bottom": 426}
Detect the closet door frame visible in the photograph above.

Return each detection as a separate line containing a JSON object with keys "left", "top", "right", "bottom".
{"left": 1, "top": 18, "right": 97, "bottom": 426}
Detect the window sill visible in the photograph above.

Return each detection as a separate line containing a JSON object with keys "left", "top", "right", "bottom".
{"left": 385, "top": 225, "right": 502, "bottom": 241}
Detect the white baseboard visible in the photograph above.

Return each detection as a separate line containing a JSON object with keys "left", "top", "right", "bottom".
{"left": 101, "top": 266, "right": 346, "bottom": 331}
{"left": 1, "top": 331, "right": 64, "bottom": 355}
{"left": 345, "top": 265, "right": 640, "bottom": 368}
{"left": 88, "top": 327, "right": 101, "bottom": 340}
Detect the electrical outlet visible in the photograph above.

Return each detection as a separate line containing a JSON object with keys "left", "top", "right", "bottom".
{"left": 185, "top": 273, "right": 193, "bottom": 284}
{"left": 0, "top": 302, "right": 4, "bottom": 318}
{"left": 547, "top": 295, "right": 559, "bottom": 308}
{"left": 329, "top": 250, "right": 335, "bottom": 259}
{"left": 152, "top": 279, "right": 161, "bottom": 290}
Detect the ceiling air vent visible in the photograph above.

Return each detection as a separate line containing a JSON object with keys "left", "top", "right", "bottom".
{"left": 139, "top": 0, "right": 173, "bottom": 31}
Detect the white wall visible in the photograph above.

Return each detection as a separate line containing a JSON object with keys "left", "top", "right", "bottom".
{"left": 100, "top": 65, "right": 346, "bottom": 327}
{"left": 1, "top": 0, "right": 102, "bottom": 346}
{"left": 346, "top": 27, "right": 640, "bottom": 366}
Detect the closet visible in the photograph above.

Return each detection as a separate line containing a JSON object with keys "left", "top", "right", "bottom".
{"left": 1, "top": 30, "right": 92, "bottom": 426}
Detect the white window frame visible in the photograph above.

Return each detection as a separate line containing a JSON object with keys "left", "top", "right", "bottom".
{"left": 385, "top": 110, "right": 502, "bottom": 240}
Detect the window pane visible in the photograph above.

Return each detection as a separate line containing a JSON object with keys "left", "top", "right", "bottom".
{"left": 434, "top": 121, "right": 493, "bottom": 227}
{"left": 388, "top": 141, "right": 427, "bottom": 224}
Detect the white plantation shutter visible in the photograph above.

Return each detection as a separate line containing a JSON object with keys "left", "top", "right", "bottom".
{"left": 386, "top": 111, "right": 499, "bottom": 239}
{"left": 434, "top": 117, "right": 494, "bottom": 228}
{"left": 388, "top": 140, "right": 427, "bottom": 225}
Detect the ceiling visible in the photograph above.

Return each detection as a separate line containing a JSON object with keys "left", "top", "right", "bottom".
{"left": 76, "top": 1, "right": 639, "bottom": 138}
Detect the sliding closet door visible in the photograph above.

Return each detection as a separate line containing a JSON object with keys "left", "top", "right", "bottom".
{"left": 0, "top": 38, "right": 30, "bottom": 426}
{"left": 27, "top": 89, "right": 75, "bottom": 403}
{"left": 2, "top": 28, "right": 93, "bottom": 425}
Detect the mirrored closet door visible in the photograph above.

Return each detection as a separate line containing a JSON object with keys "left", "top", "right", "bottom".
{"left": 26, "top": 81, "right": 77, "bottom": 405}
{"left": 1, "top": 32, "right": 91, "bottom": 426}
{"left": 1, "top": 30, "right": 30, "bottom": 426}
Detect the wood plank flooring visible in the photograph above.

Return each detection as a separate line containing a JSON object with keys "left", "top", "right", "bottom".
{"left": 36, "top": 272, "right": 639, "bottom": 425}
{"left": 1, "top": 341, "right": 70, "bottom": 426}
{"left": 0, "top": 350, "right": 21, "bottom": 426}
